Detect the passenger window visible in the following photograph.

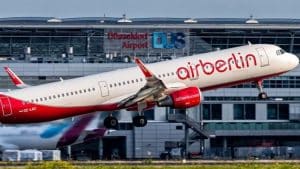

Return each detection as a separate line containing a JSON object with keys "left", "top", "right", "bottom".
{"left": 88, "top": 88, "right": 91, "bottom": 92}
{"left": 83, "top": 89, "right": 87, "bottom": 93}
{"left": 109, "top": 84, "right": 113, "bottom": 88}
{"left": 127, "top": 81, "right": 130, "bottom": 84}
{"left": 158, "top": 75, "right": 161, "bottom": 78}
{"left": 131, "top": 80, "right": 134, "bottom": 83}
{"left": 31, "top": 99, "right": 34, "bottom": 103}
{"left": 40, "top": 98, "right": 43, "bottom": 101}
{"left": 35, "top": 99, "right": 39, "bottom": 102}
{"left": 79, "top": 90, "right": 82, "bottom": 93}
{"left": 70, "top": 92, "right": 74, "bottom": 95}
{"left": 44, "top": 97, "right": 47, "bottom": 101}
{"left": 49, "top": 96, "right": 52, "bottom": 100}
{"left": 57, "top": 94, "right": 60, "bottom": 98}
{"left": 92, "top": 88, "right": 95, "bottom": 91}
{"left": 53, "top": 95, "right": 56, "bottom": 99}
{"left": 140, "top": 78, "right": 143, "bottom": 81}
{"left": 114, "top": 83, "right": 117, "bottom": 87}
{"left": 75, "top": 91, "right": 78, "bottom": 94}
{"left": 123, "top": 82, "right": 126, "bottom": 85}
{"left": 118, "top": 82, "right": 121, "bottom": 86}
{"left": 66, "top": 93, "right": 69, "bottom": 96}
{"left": 62, "top": 94, "right": 65, "bottom": 97}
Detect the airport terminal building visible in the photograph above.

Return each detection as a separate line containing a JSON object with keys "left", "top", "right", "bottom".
{"left": 0, "top": 16, "right": 300, "bottom": 159}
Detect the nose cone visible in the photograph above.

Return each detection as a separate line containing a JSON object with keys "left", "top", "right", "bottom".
{"left": 287, "top": 53, "right": 299, "bottom": 70}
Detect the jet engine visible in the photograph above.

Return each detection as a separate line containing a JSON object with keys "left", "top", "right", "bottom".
{"left": 157, "top": 87, "right": 202, "bottom": 109}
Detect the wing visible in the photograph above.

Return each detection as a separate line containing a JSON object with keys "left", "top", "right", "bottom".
{"left": 4, "top": 67, "right": 30, "bottom": 88}
{"left": 117, "top": 57, "right": 184, "bottom": 110}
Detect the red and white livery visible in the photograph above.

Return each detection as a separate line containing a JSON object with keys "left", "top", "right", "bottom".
{"left": 0, "top": 44, "right": 298, "bottom": 128}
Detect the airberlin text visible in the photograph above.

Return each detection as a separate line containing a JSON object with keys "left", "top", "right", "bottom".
{"left": 176, "top": 53, "right": 257, "bottom": 80}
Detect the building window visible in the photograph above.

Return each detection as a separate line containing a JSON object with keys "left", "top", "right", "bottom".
{"left": 267, "top": 104, "right": 289, "bottom": 120}
{"left": 202, "top": 104, "right": 222, "bottom": 120}
{"left": 176, "top": 125, "right": 183, "bottom": 130}
{"left": 234, "top": 104, "right": 255, "bottom": 120}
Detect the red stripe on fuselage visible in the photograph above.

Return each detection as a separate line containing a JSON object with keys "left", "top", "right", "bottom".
{"left": 0, "top": 95, "right": 118, "bottom": 124}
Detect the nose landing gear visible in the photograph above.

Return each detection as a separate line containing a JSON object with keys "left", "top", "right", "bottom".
{"left": 256, "top": 80, "right": 268, "bottom": 100}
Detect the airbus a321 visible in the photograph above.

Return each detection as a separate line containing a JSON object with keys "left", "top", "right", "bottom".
{"left": 0, "top": 44, "right": 298, "bottom": 128}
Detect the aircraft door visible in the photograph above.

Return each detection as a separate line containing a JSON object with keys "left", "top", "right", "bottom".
{"left": 0, "top": 97, "right": 12, "bottom": 116}
{"left": 98, "top": 81, "right": 109, "bottom": 97}
{"left": 256, "top": 47, "right": 270, "bottom": 67}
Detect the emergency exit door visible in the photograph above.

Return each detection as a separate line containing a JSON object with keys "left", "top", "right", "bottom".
{"left": 256, "top": 47, "right": 270, "bottom": 67}
{"left": 0, "top": 97, "right": 12, "bottom": 116}
{"left": 98, "top": 81, "right": 109, "bottom": 97}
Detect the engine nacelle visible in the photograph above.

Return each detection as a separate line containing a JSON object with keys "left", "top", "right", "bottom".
{"left": 157, "top": 87, "right": 202, "bottom": 109}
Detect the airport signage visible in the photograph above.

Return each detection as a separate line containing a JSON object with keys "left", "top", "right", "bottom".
{"left": 152, "top": 32, "right": 185, "bottom": 49}
{"left": 106, "top": 31, "right": 186, "bottom": 50}
{"left": 107, "top": 32, "right": 148, "bottom": 50}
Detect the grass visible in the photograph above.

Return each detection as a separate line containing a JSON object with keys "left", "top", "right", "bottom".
{"left": 0, "top": 161, "right": 298, "bottom": 169}
{"left": 20, "top": 161, "right": 300, "bottom": 169}
{"left": 83, "top": 164, "right": 300, "bottom": 169}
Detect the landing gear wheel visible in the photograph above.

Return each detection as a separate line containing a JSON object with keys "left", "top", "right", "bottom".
{"left": 132, "top": 116, "right": 147, "bottom": 127}
{"left": 258, "top": 92, "right": 268, "bottom": 100}
{"left": 104, "top": 116, "right": 119, "bottom": 129}
{"left": 256, "top": 80, "right": 268, "bottom": 100}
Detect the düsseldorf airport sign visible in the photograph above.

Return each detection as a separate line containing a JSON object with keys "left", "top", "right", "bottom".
{"left": 107, "top": 32, "right": 186, "bottom": 50}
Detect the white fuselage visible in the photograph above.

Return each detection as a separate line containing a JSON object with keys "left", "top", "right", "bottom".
{"left": 0, "top": 44, "right": 298, "bottom": 123}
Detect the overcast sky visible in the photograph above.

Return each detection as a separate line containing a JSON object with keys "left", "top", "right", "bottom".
{"left": 0, "top": 0, "right": 298, "bottom": 18}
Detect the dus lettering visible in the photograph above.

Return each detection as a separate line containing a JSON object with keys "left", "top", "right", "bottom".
{"left": 152, "top": 32, "right": 185, "bottom": 49}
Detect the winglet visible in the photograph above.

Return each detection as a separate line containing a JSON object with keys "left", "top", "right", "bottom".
{"left": 134, "top": 57, "right": 154, "bottom": 78}
{"left": 4, "top": 67, "right": 29, "bottom": 88}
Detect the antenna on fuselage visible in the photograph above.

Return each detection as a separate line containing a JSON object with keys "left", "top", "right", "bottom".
{"left": 59, "top": 77, "right": 64, "bottom": 82}
{"left": 248, "top": 41, "right": 252, "bottom": 46}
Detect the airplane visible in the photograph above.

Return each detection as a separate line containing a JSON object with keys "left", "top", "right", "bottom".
{"left": 0, "top": 44, "right": 298, "bottom": 129}
{"left": 0, "top": 113, "right": 110, "bottom": 150}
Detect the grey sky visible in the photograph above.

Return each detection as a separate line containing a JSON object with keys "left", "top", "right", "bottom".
{"left": 0, "top": 0, "right": 298, "bottom": 18}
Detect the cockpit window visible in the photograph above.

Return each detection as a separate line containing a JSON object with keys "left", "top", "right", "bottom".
{"left": 276, "top": 49, "right": 286, "bottom": 55}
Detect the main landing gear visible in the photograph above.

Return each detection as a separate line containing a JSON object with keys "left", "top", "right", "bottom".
{"left": 132, "top": 102, "right": 148, "bottom": 127}
{"left": 104, "top": 115, "right": 119, "bottom": 129}
{"left": 103, "top": 111, "right": 148, "bottom": 129}
{"left": 132, "top": 115, "right": 147, "bottom": 127}
{"left": 256, "top": 80, "right": 268, "bottom": 100}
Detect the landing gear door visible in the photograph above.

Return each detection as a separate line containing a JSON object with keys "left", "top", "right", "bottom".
{"left": 0, "top": 97, "right": 12, "bottom": 116}
{"left": 98, "top": 81, "right": 109, "bottom": 97}
{"left": 256, "top": 47, "right": 269, "bottom": 67}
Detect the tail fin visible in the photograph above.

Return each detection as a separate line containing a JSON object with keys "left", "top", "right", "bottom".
{"left": 4, "top": 67, "right": 30, "bottom": 88}
{"left": 56, "top": 114, "right": 96, "bottom": 147}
